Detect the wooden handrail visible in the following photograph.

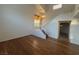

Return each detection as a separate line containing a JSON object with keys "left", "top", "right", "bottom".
{"left": 41, "top": 29, "right": 49, "bottom": 39}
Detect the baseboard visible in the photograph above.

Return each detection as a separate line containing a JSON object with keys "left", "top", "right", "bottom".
{"left": 0, "top": 35, "right": 31, "bottom": 43}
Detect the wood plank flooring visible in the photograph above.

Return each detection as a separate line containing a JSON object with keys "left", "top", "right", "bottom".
{"left": 0, "top": 35, "right": 79, "bottom": 55}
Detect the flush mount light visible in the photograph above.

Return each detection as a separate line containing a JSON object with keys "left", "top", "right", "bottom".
{"left": 53, "top": 4, "right": 62, "bottom": 10}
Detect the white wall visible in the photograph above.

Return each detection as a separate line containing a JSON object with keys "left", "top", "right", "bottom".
{"left": 70, "top": 19, "right": 79, "bottom": 45}
{"left": 0, "top": 5, "right": 79, "bottom": 45}
{"left": 44, "top": 12, "right": 79, "bottom": 45}
{"left": 0, "top": 16, "right": 4, "bottom": 40}
{"left": 0, "top": 5, "right": 46, "bottom": 42}
{"left": 44, "top": 13, "right": 73, "bottom": 39}
{"left": 0, "top": 5, "right": 36, "bottom": 42}
{"left": 32, "top": 29, "right": 46, "bottom": 39}
{"left": 44, "top": 19, "right": 58, "bottom": 39}
{"left": 0, "top": 6, "right": 4, "bottom": 40}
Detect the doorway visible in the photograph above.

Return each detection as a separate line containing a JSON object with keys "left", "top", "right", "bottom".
{"left": 58, "top": 21, "right": 71, "bottom": 40}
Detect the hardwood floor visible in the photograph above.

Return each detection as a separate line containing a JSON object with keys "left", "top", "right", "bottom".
{"left": 0, "top": 35, "right": 79, "bottom": 55}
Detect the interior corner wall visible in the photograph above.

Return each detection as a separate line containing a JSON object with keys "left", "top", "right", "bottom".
{"left": 0, "top": 5, "right": 35, "bottom": 42}
{"left": 32, "top": 29, "right": 46, "bottom": 39}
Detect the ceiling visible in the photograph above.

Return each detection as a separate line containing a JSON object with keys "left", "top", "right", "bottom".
{"left": 40, "top": 4, "right": 75, "bottom": 13}
{"left": 38, "top": 4, "right": 75, "bottom": 20}
{"left": 0, "top": 4, "right": 76, "bottom": 20}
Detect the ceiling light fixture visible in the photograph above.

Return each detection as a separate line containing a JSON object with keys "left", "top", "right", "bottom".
{"left": 33, "top": 5, "right": 46, "bottom": 28}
